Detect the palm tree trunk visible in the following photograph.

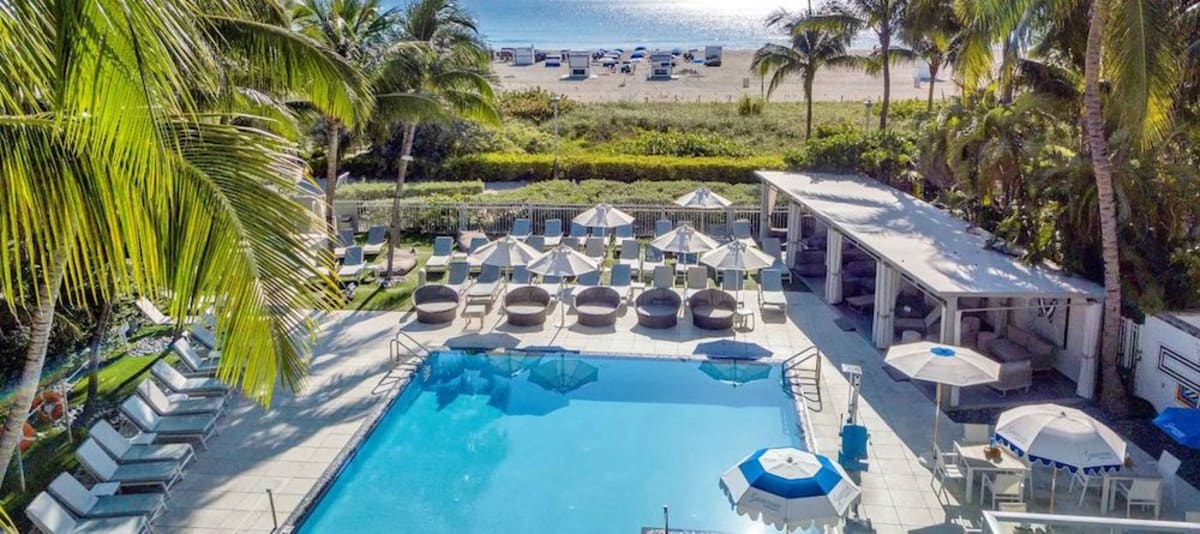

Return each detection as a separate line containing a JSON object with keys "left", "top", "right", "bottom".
{"left": 879, "top": 31, "right": 891, "bottom": 130}
{"left": 83, "top": 291, "right": 113, "bottom": 419}
{"left": 384, "top": 122, "right": 419, "bottom": 281}
{"left": 324, "top": 119, "right": 341, "bottom": 254}
{"left": 926, "top": 62, "right": 938, "bottom": 111}
{"left": 0, "top": 246, "right": 68, "bottom": 484}
{"left": 1082, "top": 0, "right": 1124, "bottom": 413}
{"left": 804, "top": 77, "right": 814, "bottom": 139}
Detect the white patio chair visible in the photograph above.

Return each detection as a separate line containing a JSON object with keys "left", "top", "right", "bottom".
{"left": 1116, "top": 478, "right": 1161, "bottom": 519}
{"left": 930, "top": 445, "right": 965, "bottom": 499}
{"left": 980, "top": 473, "right": 1024, "bottom": 509}
{"left": 1070, "top": 469, "right": 1096, "bottom": 506}
{"left": 1155, "top": 450, "right": 1181, "bottom": 509}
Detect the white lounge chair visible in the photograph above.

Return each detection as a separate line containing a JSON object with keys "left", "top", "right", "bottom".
{"left": 651, "top": 265, "right": 674, "bottom": 289}
{"left": 758, "top": 269, "right": 787, "bottom": 312}
{"left": 426, "top": 236, "right": 454, "bottom": 273}
{"left": 49, "top": 472, "right": 166, "bottom": 522}
{"left": 171, "top": 338, "right": 218, "bottom": 376}
{"left": 189, "top": 323, "right": 218, "bottom": 351}
{"left": 76, "top": 439, "right": 183, "bottom": 492}
{"left": 465, "top": 264, "right": 504, "bottom": 304}
{"left": 137, "top": 379, "right": 225, "bottom": 417}
{"left": 608, "top": 264, "right": 638, "bottom": 303}
{"left": 25, "top": 492, "right": 148, "bottom": 534}
{"left": 332, "top": 229, "right": 354, "bottom": 259}
{"left": 151, "top": 360, "right": 229, "bottom": 397}
{"left": 338, "top": 246, "right": 366, "bottom": 281}
{"left": 361, "top": 226, "right": 387, "bottom": 256}
{"left": 617, "top": 240, "right": 641, "bottom": 276}
{"left": 684, "top": 266, "right": 709, "bottom": 300}
{"left": 584, "top": 237, "right": 606, "bottom": 261}
{"left": 121, "top": 396, "right": 219, "bottom": 448}
{"left": 539, "top": 219, "right": 563, "bottom": 249}
{"left": 90, "top": 420, "right": 195, "bottom": 466}
{"left": 134, "top": 298, "right": 171, "bottom": 326}
{"left": 444, "top": 261, "right": 473, "bottom": 295}
{"left": 642, "top": 248, "right": 666, "bottom": 281}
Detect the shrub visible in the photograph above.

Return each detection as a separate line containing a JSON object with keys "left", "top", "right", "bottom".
{"left": 500, "top": 88, "right": 577, "bottom": 123}
{"left": 737, "top": 95, "right": 764, "bottom": 116}
{"left": 336, "top": 180, "right": 485, "bottom": 201}
{"left": 441, "top": 153, "right": 785, "bottom": 183}
{"left": 482, "top": 180, "right": 763, "bottom": 205}
{"left": 614, "top": 130, "right": 750, "bottom": 158}
{"left": 783, "top": 130, "right": 916, "bottom": 181}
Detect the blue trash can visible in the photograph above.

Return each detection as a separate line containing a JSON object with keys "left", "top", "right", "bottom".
{"left": 838, "top": 424, "right": 869, "bottom": 471}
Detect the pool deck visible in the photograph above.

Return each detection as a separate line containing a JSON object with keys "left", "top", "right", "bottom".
{"left": 154, "top": 291, "right": 1200, "bottom": 533}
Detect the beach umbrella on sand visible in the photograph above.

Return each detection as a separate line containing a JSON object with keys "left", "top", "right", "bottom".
{"left": 527, "top": 245, "right": 599, "bottom": 327}
{"left": 884, "top": 342, "right": 999, "bottom": 453}
{"left": 721, "top": 448, "right": 860, "bottom": 531}
{"left": 675, "top": 187, "right": 732, "bottom": 209}
{"left": 649, "top": 223, "right": 719, "bottom": 254}
{"left": 573, "top": 203, "right": 634, "bottom": 231}
{"left": 994, "top": 403, "right": 1126, "bottom": 511}
{"left": 469, "top": 236, "right": 541, "bottom": 272}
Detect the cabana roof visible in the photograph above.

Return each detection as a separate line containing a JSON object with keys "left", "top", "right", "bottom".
{"left": 758, "top": 170, "right": 1104, "bottom": 300}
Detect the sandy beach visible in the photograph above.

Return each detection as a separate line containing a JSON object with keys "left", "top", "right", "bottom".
{"left": 492, "top": 49, "right": 958, "bottom": 103}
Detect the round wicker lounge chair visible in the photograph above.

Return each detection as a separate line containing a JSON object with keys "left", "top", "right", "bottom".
{"left": 412, "top": 285, "right": 459, "bottom": 324}
{"left": 504, "top": 286, "right": 551, "bottom": 327}
{"left": 574, "top": 287, "right": 621, "bottom": 327}
{"left": 635, "top": 288, "right": 681, "bottom": 329}
{"left": 688, "top": 289, "right": 737, "bottom": 330}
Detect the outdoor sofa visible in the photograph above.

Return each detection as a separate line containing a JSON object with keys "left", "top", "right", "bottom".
{"left": 635, "top": 288, "right": 681, "bottom": 329}
{"left": 574, "top": 287, "right": 621, "bottom": 327}
{"left": 412, "top": 285, "right": 460, "bottom": 324}
{"left": 504, "top": 286, "right": 551, "bottom": 327}
{"left": 688, "top": 289, "right": 738, "bottom": 330}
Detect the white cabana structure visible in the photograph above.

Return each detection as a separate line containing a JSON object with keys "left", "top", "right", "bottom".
{"left": 758, "top": 170, "right": 1105, "bottom": 400}
{"left": 647, "top": 50, "right": 674, "bottom": 80}
{"left": 565, "top": 50, "right": 592, "bottom": 79}
{"left": 512, "top": 46, "right": 534, "bottom": 66}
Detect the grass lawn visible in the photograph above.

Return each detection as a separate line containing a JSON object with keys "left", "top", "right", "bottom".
{"left": 343, "top": 240, "right": 432, "bottom": 312}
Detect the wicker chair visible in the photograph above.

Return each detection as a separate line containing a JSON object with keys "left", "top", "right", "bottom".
{"left": 688, "top": 289, "right": 737, "bottom": 330}
{"left": 635, "top": 288, "right": 681, "bottom": 329}
{"left": 504, "top": 286, "right": 551, "bottom": 327}
{"left": 412, "top": 285, "right": 459, "bottom": 324}
{"left": 574, "top": 287, "right": 621, "bottom": 327}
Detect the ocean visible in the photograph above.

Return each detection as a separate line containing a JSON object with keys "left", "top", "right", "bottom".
{"left": 384, "top": 0, "right": 876, "bottom": 51}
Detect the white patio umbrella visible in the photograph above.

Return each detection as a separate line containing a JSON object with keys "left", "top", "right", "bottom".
{"left": 702, "top": 241, "right": 775, "bottom": 303}
{"left": 884, "top": 342, "right": 1000, "bottom": 452}
{"left": 675, "top": 187, "right": 732, "bottom": 209}
{"left": 649, "top": 223, "right": 719, "bottom": 254}
{"left": 526, "top": 245, "right": 599, "bottom": 327}
{"left": 721, "top": 447, "right": 860, "bottom": 532}
{"left": 468, "top": 236, "right": 541, "bottom": 271}
{"left": 994, "top": 403, "right": 1126, "bottom": 511}
{"left": 572, "top": 203, "right": 634, "bottom": 232}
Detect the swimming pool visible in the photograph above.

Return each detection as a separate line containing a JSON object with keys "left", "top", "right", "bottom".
{"left": 297, "top": 351, "right": 804, "bottom": 533}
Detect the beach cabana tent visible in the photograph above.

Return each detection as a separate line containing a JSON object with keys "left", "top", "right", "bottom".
{"left": 647, "top": 50, "right": 674, "bottom": 80}
{"left": 567, "top": 50, "right": 592, "bottom": 79}
{"left": 512, "top": 46, "right": 535, "bottom": 66}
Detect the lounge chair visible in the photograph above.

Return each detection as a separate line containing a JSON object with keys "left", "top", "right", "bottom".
{"left": 574, "top": 287, "right": 621, "bottom": 327}
{"left": 608, "top": 264, "right": 639, "bottom": 303}
{"left": 652, "top": 265, "right": 674, "bottom": 289}
{"left": 635, "top": 288, "right": 681, "bottom": 329}
{"left": 49, "top": 472, "right": 166, "bottom": 522}
{"left": 759, "top": 269, "right": 787, "bottom": 312}
{"left": 643, "top": 248, "right": 666, "bottom": 280}
{"left": 538, "top": 275, "right": 565, "bottom": 299}
{"left": 90, "top": 420, "right": 195, "bottom": 466}
{"left": 511, "top": 218, "right": 532, "bottom": 241}
{"left": 688, "top": 289, "right": 738, "bottom": 330}
{"left": 426, "top": 236, "right": 454, "bottom": 273}
{"left": 541, "top": 219, "right": 563, "bottom": 248}
{"left": 444, "top": 261, "right": 473, "bottom": 295}
{"left": 134, "top": 298, "right": 171, "bottom": 326}
{"left": 76, "top": 439, "right": 183, "bottom": 492}
{"left": 151, "top": 360, "right": 229, "bottom": 397}
{"left": 465, "top": 264, "right": 504, "bottom": 305}
{"left": 562, "top": 236, "right": 581, "bottom": 250}
{"left": 762, "top": 238, "right": 790, "bottom": 278}
{"left": 25, "top": 492, "right": 149, "bottom": 534}
{"left": 508, "top": 266, "right": 534, "bottom": 293}
{"left": 846, "top": 294, "right": 875, "bottom": 314}
{"left": 338, "top": 246, "right": 366, "bottom": 282}
{"left": 721, "top": 270, "right": 744, "bottom": 305}
{"left": 584, "top": 237, "right": 606, "bottom": 261}
{"left": 684, "top": 266, "right": 709, "bottom": 300}
{"left": 526, "top": 235, "right": 545, "bottom": 252}
{"left": 504, "top": 286, "right": 551, "bottom": 327}
{"left": 333, "top": 229, "right": 355, "bottom": 259}
{"left": 412, "top": 285, "right": 459, "bottom": 324}
{"left": 467, "top": 235, "right": 489, "bottom": 254}
{"left": 654, "top": 219, "right": 672, "bottom": 237}
{"left": 171, "top": 338, "right": 218, "bottom": 376}
{"left": 577, "top": 270, "right": 601, "bottom": 287}
{"left": 189, "top": 323, "right": 217, "bottom": 351}
{"left": 617, "top": 240, "right": 641, "bottom": 276}
{"left": 675, "top": 252, "right": 700, "bottom": 279}
{"left": 615, "top": 224, "right": 634, "bottom": 241}
{"left": 137, "top": 379, "right": 225, "bottom": 417}
{"left": 732, "top": 219, "right": 753, "bottom": 243}
{"left": 361, "top": 226, "right": 387, "bottom": 256}
{"left": 121, "top": 396, "right": 219, "bottom": 448}
{"left": 569, "top": 222, "right": 588, "bottom": 242}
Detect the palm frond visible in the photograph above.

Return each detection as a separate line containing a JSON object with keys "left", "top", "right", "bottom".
{"left": 1104, "top": 0, "right": 1182, "bottom": 149}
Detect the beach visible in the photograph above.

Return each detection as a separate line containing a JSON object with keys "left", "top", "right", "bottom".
{"left": 492, "top": 49, "right": 958, "bottom": 103}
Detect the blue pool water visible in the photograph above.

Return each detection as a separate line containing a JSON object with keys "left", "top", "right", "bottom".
{"left": 298, "top": 351, "right": 803, "bottom": 533}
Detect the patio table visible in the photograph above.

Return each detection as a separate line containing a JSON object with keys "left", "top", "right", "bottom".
{"left": 956, "top": 441, "right": 1029, "bottom": 503}
{"left": 1098, "top": 462, "right": 1161, "bottom": 514}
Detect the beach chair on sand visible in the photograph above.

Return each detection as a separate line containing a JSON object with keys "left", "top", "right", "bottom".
{"left": 759, "top": 269, "right": 787, "bottom": 312}
{"left": 90, "top": 420, "right": 195, "bottom": 466}
{"left": 137, "top": 379, "right": 225, "bottom": 417}
{"left": 49, "top": 472, "right": 166, "bottom": 522}
{"left": 121, "top": 396, "right": 219, "bottom": 449}
{"left": 685, "top": 266, "right": 710, "bottom": 300}
{"left": 511, "top": 218, "right": 532, "bottom": 241}
{"left": 333, "top": 230, "right": 355, "bottom": 259}
{"left": 362, "top": 226, "right": 387, "bottom": 256}
{"left": 151, "top": 361, "right": 229, "bottom": 397}
{"left": 541, "top": 219, "right": 563, "bottom": 248}
{"left": 25, "top": 492, "right": 149, "bottom": 534}
{"left": 426, "top": 236, "right": 454, "bottom": 273}
{"left": 76, "top": 439, "right": 184, "bottom": 492}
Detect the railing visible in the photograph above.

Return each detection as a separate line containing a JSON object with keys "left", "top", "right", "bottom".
{"left": 781, "top": 346, "right": 822, "bottom": 410}
{"left": 389, "top": 331, "right": 431, "bottom": 365}
{"left": 333, "top": 200, "right": 789, "bottom": 238}
{"left": 982, "top": 511, "right": 1199, "bottom": 533}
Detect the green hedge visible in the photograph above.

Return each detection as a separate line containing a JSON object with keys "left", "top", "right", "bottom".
{"left": 783, "top": 130, "right": 916, "bottom": 180}
{"left": 335, "top": 180, "right": 485, "bottom": 201}
{"left": 440, "top": 153, "right": 784, "bottom": 183}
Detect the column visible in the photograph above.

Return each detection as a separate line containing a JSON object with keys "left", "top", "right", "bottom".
{"left": 872, "top": 263, "right": 901, "bottom": 348}
{"left": 785, "top": 202, "right": 803, "bottom": 269}
{"left": 1076, "top": 299, "right": 1103, "bottom": 399}
{"left": 824, "top": 230, "right": 844, "bottom": 304}
{"left": 940, "top": 297, "right": 959, "bottom": 345}
{"left": 758, "top": 185, "right": 775, "bottom": 242}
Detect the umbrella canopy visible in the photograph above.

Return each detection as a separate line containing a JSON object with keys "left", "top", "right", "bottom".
{"left": 995, "top": 404, "right": 1126, "bottom": 474}
{"left": 526, "top": 245, "right": 600, "bottom": 278}
{"left": 699, "top": 360, "right": 772, "bottom": 386}
{"left": 572, "top": 203, "right": 634, "bottom": 229}
{"left": 885, "top": 342, "right": 1000, "bottom": 452}
{"left": 1154, "top": 407, "right": 1200, "bottom": 449}
{"left": 529, "top": 356, "right": 599, "bottom": 394}
{"left": 701, "top": 241, "right": 775, "bottom": 272}
{"left": 674, "top": 187, "right": 732, "bottom": 209}
{"left": 468, "top": 236, "right": 542, "bottom": 269}
{"left": 721, "top": 448, "right": 860, "bottom": 532}
{"left": 649, "top": 223, "right": 719, "bottom": 254}
{"left": 484, "top": 353, "right": 544, "bottom": 378}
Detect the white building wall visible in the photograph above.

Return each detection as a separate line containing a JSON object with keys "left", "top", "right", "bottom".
{"left": 1134, "top": 314, "right": 1200, "bottom": 413}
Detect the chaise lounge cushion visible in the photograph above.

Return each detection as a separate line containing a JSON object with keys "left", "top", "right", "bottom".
{"left": 985, "top": 326, "right": 1055, "bottom": 371}
{"left": 989, "top": 359, "right": 1033, "bottom": 394}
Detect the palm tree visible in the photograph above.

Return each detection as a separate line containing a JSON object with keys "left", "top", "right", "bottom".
{"left": 903, "top": 0, "right": 961, "bottom": 111}
{"left": 291, "top": 0, "right": 396, "bottom": 248}
{"left": 752, "top": 9, "right": 863, "bottom": 139}
{"left": 374, "top": 0, "right": 499, "bottom": 281}
{"left": 0, "top": 0, "right": 358, "bottom": 483}
{"left": 809, "top": 0, "right": 911, "bottom": 129}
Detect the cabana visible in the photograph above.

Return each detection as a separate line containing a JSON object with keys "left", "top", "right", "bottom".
{"left": 647, "top": 50, "right": 674, "bottom": 80}
{"left": 512, "top": 47, "right": 535, "bottom": 66}
{"left": 566, "top": 50, "right": 592, "bottom": 79}
{"left": 758, "top": 170, "right": 1106, "bottom": 400}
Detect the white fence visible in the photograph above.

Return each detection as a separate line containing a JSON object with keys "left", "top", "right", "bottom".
{"left": 334, "top": 200, "right": 788, "bottom": 238}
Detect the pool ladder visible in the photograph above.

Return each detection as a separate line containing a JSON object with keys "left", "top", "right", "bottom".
{"left": 781, "top": 346, "right": 822, "bottom": 411}
{"left": 390, "top": 331, "right": 431, "bottom": 366}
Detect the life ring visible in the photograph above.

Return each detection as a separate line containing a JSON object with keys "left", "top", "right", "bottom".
{"left": 19, "top": 423, "right": 35, "bottom": 452}
{"left": 30, "top": 390, "right": 65, "bottom": 421}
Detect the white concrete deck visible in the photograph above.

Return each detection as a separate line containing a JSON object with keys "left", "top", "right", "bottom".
{"left": 154, "top": 291, "right": 1200, "bottom": 533}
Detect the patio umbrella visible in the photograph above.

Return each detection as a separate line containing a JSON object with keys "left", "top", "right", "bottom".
{"left": 484, "top": 353, "right": 544, "bottom": 378}
{"left": 529, "top": 355, "right": 599, "bottom": 394}
{"left": 649, "top": 223, "right": 719, "bottom": 254}
{"left": 572, "top": 203, "right": 634, "bottom": 232}
{"left": 674, "top": 187, "right": 732, "bottom": 209}
{"left": 526, "top": 245, "right": 599, "bottom": 326}
{"left": 883, "top": 342, "right": 1000, "bottom": 453}
{"left": 699, "top": 360, "right": 772, "bottom": 386}
{"left": 701, "top": 241, "right": 774, "bottom": 272}
{"left": 468, "top": 235, "right": 541, "bottom": 271}
{"left": 1153, "top": 407, "right": 1200, "bottom": 449}
{"left": 994, "top": 403, "right": 1126, "bottom": 511}
{"left": 720, "top": 447, "right": 860, "bottom": 532}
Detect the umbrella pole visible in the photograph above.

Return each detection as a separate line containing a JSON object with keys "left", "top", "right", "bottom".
{"left": 1050, "top": 469, "right": 1057, "bottom": 513}
{"left": 932, "top": 383, "right": 942, "bottom": 454}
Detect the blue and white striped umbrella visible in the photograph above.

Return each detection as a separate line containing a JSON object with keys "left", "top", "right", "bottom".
{"left": 720, "top": 448, "right": 860, "bottom": 532}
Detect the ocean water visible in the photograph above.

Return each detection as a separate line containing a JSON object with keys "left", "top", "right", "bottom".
{"left": 297, "top": 351, "right": 803, "bottom": 533}
{"left": 384, "top": 0, "right": 874, "bottom": 50}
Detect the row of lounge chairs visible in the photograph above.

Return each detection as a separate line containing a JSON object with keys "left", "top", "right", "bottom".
{"left": 27, "top": 330, "right": 232, "bottom": 534}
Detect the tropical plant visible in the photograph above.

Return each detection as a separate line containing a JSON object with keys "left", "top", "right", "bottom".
{"left": 373, "top": 0, "right": 500, "bottom": 280}
{"left": 752, "top": 8, "right": 863, "bottom": 138}
{"left": 0, "top": 0, "right": 356, "bottom": 483}
{"left": 903, "top": 0, "right": 961, "bottom": 110}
